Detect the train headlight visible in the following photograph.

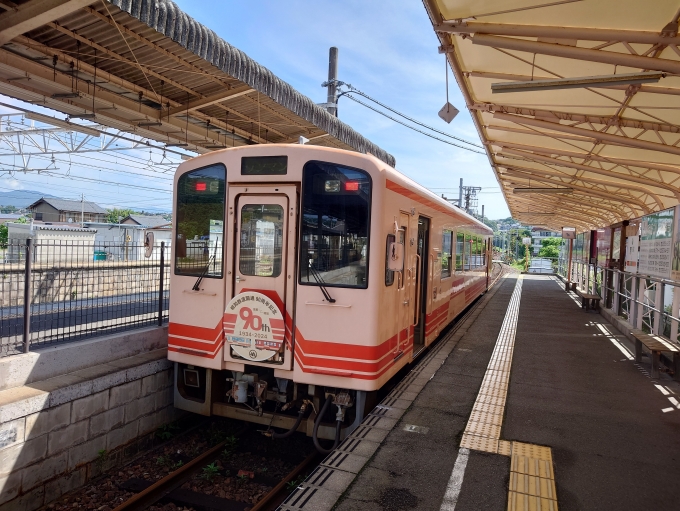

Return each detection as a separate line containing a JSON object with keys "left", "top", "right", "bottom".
{"left": 324, "top": 180, "right": 340, "bottom": 192}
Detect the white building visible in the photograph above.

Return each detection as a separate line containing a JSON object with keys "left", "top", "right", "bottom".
{"left": 6, "top": 222, "right": 97, "bottom": 264}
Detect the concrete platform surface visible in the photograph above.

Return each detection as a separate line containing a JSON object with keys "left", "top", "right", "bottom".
{"left": 279, "top": 274, "right": 680, "bottom": 511}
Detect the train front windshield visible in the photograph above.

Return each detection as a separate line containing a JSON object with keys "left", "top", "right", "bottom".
{"left": 299, "top": 160, "right": 371, "bottom": 289}
{"left": 174, "top": 163, "right": 226, "bottom": 277}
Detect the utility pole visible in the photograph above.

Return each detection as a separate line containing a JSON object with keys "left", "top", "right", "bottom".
{"left": 80, "top": 193, "right": 84, "bottom": 228}
{"left": 458, "top": 178, "right": 463, "bottom": 208}
{"left": 327, "top": 47, "right": 339, "bottom": 117}
{"left": 481, "top": 205, "right": 485, "bottom": 224}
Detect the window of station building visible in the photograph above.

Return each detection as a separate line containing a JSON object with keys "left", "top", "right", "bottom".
{"left": 175, "top": 163, "right": 226, "bottom": 277}
{"left": 239, "top": 204, "right": 284, "bottom": 277}
{"left": 442, "top": 230, "right": 453, "bottom": 278}
{"left": 385, "top": 234, "right": 395, "bottom": 286}
{"left": 456, "top": 232, "right": 464, "bottom": 271}
{"left": 299, "top": 160, "right": 371, "bottom": 289}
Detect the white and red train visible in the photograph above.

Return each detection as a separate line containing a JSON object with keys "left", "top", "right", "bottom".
{"left": 169, "top": 144, "right": 491, "bottom": 450}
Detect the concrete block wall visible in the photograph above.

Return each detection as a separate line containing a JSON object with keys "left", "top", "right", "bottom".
{"left": 0, "top": 357, "right": 179, "bottom": 511}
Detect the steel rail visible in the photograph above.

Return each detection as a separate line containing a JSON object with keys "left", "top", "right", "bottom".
{"left": 111, "top": 438, "right": 230, "bottom": 511}
{"left": 111, "top": 424, "right": 319, "bottom": 511}
{"left": 249, "top": 451, "right": 322, "bottom": 511}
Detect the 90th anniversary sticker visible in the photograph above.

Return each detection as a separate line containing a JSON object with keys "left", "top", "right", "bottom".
{"left": 223, "top": 291, "right": 285, "bottom": 361}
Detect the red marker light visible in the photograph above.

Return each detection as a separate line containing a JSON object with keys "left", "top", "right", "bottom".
{"left": 345, "top": 181, "right": 359, "bottom": 191}
{"left": 195, "top": 182, "right": 207, "bottom": 191}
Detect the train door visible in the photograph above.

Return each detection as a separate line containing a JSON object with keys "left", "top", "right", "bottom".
{"left": 396, "top": 212, "right": 411, "bottom": 356}
{"left": 225, "top": 185, "right": 297, "bottom": 370}
{"left": 413, "top": 216, "right": 430, "bottom": 350}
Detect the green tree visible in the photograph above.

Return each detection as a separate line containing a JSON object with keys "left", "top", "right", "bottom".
{"left": 0, "top": 217, "right": 29, "bottom": 248}
{"left": 105, "top": 208, "right": 135, "bottom": 223}
{"left": 538, "top": 237, "right": 561, "bottom": 258}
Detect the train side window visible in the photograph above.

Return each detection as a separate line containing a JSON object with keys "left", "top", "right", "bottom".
{"left": 455, "top": 232, "right": 464, "bottom": 271}
{"left": 299, "top": 160, "right": 372, "bottom": 289}
{"left": 385, "top": 234, "right": 395, "bottom": 286}
{"left": 175, "top": 163, "right": 226, "bottom": 277}
{"left": 239, "top": 204, "right": 284, "bottom": 277}
{"left": 442, "top": 230, "right": 452, "bottom": 278}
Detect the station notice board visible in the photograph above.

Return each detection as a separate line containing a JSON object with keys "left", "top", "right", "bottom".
{"left": 639, "top": 208, "right": 674, "bottom": 279}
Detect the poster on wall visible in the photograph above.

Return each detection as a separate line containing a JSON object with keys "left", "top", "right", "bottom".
{"left": 638, "top": 208, "right": 674, "bottom": 278}
{"left": 597, "top": 228, "right": 611, "bottom": 268}
{"left": 672, "top": 206, "right": 680, "bottom": 282}
{"left": 624, "top": 231, "right": 639, "bottom": 274}
{"left": 612, "top": 229, "right": 621, "bottom": 261}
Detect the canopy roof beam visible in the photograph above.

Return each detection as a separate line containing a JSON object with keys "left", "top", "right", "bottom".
{"left": 438, "top": 21, "right": 680, "bottom": 46}
{"left": 167, "top": 87, "right": 254, "bottom": 116}
{"left": 501, "top": 168, "right": 650, "bottom": 214}
{"left": 508, "top": 194, "right": 614, "bottom": 226}
{"left": 507, "top": 192, "right": 620, "bottom": 224}
{"left": 490, "top": 140, "right": 680, "bottom": 177}
{"left": 473, "top": 103, "right": 680, "bottom": 135}
{"left": 494, "top": 112, "right": 680, "bottom": 158}
{"left": 469, "top": 34, "right": 680, "bottom": 75}
{"left": 498, "top": 148, "right": 680, "bottom": 200}
{"left": 0, "top": 0, "right": 94, "bottom": 45}
{"left": 498, "top": 160, "right": 663, "bottom": 206}
{"left": 467, "top": 71, "right": 680, "bottom": 96}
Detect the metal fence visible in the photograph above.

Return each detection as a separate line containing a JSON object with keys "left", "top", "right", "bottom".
{"left": 1, "top": 239, "right": 168, "bottom": 358}
{"left": 559, "top": 261, "right": 680, "bottom": 345}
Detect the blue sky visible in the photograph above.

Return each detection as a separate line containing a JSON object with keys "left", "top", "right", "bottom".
{"left": 172, "top": 0, "right": 508, "bottom": 218}
{"left": 0, "top": 0, "right": 509, "bottom": 218}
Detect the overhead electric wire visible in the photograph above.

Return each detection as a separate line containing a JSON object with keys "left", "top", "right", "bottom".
{"left": 344, "top": 88, "right": 483, "bottom": 149}
{"left": 345, "top": 95, "right": 485, "bottom": 154}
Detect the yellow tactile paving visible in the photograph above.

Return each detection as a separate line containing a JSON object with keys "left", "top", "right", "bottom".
{"left": 460, "top": 433, "right": 498, "bottom": 453}
{"left": 454, "top": 277, "right": 560, "bottom": 509}
{"left": 507, "top": 492, "right": 558, "bottom": 511}
{"left": 475, "top": 403, "right": 505, "bottom": 415}
{"left": 512, "top": 442, "right": 553, "bottom": 462}
{"left": 509, "top": 472, "right": 557, "bottom": 500}
{"left": 465, "top": 420, "right": 501, "bottom": 438}
{"left": 476, "top": 385, "right": 508, "bottom": 399}
{"left": 479, "top": 381, "right": 509, "bottom": 394}
{"left": 469, "top": 410, "right": 504, "bottom": 426}
{"left": 498, "top": 440, "right": 513, "bottom": 456}
{"left": 474, "top": 394, "right": 506, "bottom": 407}
{"left": 488, "top": 359, "right": 512, "bottom": 372}
{"left": 482, "top": 371, "right": 509, "bottom": 384}
{"left": 511, "top": 454, "right": 555, "bottom": 479}
{"left": 509, "top": 442, "right": 558, "bottom": 509}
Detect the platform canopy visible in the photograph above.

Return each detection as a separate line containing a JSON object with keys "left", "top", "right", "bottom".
{"left": 0, "top": 0, "right": 394, "bottom": 165}
{"left": 423, "top": 0, "right": 680, "bottom": 231}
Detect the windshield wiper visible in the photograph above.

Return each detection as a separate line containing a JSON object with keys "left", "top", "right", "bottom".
{"left": 308, "top": 259, "right": 336, "bottom": 303}
{"left": 192, "top": 255, "right": 214, "bottom": 290}
{"left": 192, "top": 242, "right": 219, "bottom": 291}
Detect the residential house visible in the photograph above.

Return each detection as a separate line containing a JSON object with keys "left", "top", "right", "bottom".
{"left": 121, "top": 214, "right": 170, "bottom": 228}
{"left": 27, "top": 198, "right": 107, "bottom": 223}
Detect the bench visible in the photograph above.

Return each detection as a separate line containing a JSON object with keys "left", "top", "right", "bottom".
{"left": 574, "top": 287, "right": 601, "bottom": 312}
{"left": 630, "top": 328, "right": 680, "bottom": 380}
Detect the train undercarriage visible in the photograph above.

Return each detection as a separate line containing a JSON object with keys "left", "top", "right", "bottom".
{"left": 174, "top": 362, "right": 373, "bottom": 452}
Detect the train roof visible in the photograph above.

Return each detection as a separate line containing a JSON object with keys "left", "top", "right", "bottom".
{"left": 179, "top": 144, "right": 493, "bottom": 235}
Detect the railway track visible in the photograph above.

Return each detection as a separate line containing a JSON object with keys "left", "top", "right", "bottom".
{"left": 107, "top": 423, "right": 320, "bottom": 511}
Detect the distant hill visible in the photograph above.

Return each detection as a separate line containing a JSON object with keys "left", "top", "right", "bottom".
{"left": 0, "top": 190, "right": 57, "bottom": 208}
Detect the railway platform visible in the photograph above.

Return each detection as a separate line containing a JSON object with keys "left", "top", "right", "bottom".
{"left": 280, "top": 273, "right": 680, "bottom": 511}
